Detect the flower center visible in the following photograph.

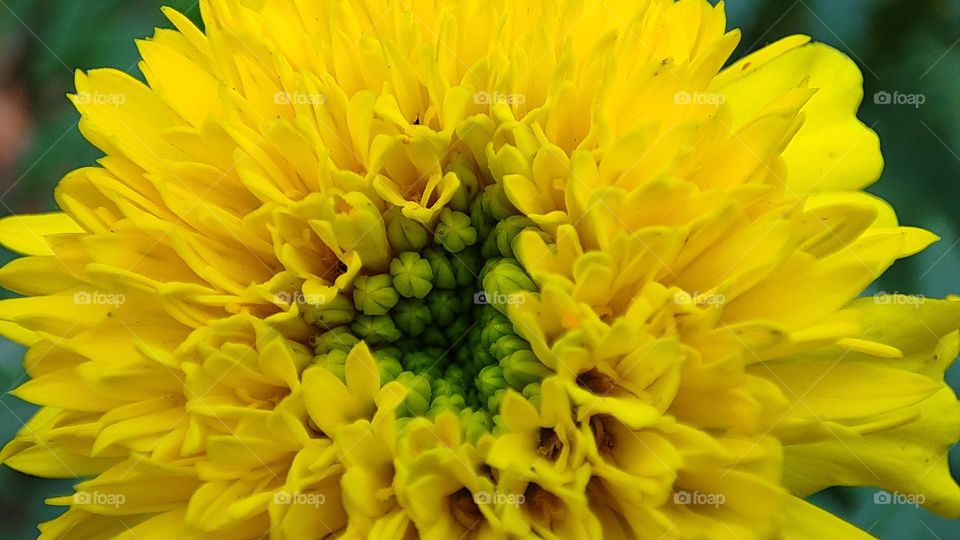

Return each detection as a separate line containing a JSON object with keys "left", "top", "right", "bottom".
{"left": 308, "top": 173, "right": 550, "bottom": 440}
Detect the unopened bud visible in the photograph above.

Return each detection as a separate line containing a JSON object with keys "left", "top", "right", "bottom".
{"left": 450, "top": 249, "right": 480, "bottom": 287}
{"left": 316, "top": 349, "right": 348, "bottom": 381}
{"left": 387, "top": 210, "right": 430, "bottom": 252}
{"left": 426, "top": 290, "right": 461, "bottom": 326}
{"left": 390, "top": 252, "right": 434, "bottom": 299}
{"left": 434, "top": 208, "right": 478, "bottom": 253}
{"left": 522, "top": 382, "right": 542, "bottom": 409}
{"left": 501, "top": 349, "right": 551, "bottom": 389}
{"left": 422, "top": 247, "right": 457, "bottom": 289}
{"left": 476, "top": 365, "right": 507, "bottom": 399}
{"left": 374, "top": 350, "right": 404, "bottom": 383}
{"left": 459, "top": 408, "right": 493, "bottom": 444}
{"left": 395, "top": 372, "right": 432, "bottom": 417}
{"left": 393, "top": 299, "right": 432, "bottom": 337}
{"left": 312, "top": 327, "right": 360, "bottom": 354}
{"left": 353, "top": 274, "right": 399, "bottom": 315}
{"left": 432, "top": 376, "right": 466, "bottom": 398}
{"left": 429, "top": 394, "right": 466, "bottom": 417}
{"left": 489, "top": 334, "right": 529, "bottom": 361}
{"left": 494, "top": 216, "right": 536, "bottom": 258}
{"left": 479, "top": 185, "right": 515, "bottom": 221}
{"left": 486, "top": 388, "right": 506, "bottom": 412}
{"left": 307, "top": 294, "right": 355, "bottom": 326}
{"left": 445, "top": 154, "right": 481, "bottom": 212}
{"left": 351, "top": 314, "right": 402, "bottom": 344}
{"left": 481, "top": 260, "right": 535, "bottom": 314}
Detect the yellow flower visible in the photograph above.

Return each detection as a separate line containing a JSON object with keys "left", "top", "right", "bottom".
{"left": 1, "top": 0, "right": 958, "bottom": 538}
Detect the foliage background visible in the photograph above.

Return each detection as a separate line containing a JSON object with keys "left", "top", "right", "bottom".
{"left": 0, "top": 0, "right": 957, "bottom": 538}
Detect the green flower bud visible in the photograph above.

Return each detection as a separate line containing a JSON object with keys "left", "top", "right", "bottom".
{"left": 432, "top": 376, "right": 466, "bottom": 398}
{"left": 480, "top": 314, "right": 514, "bottom": 351}
{"left": 387, "top": 210, "right": 430, "bottom": 252}
{"left": 444, "top": 317, "right": 473, "bottom": 344}
{"left": 491, "top": 414, "right": 507, "bottom": 437}
{"left": 501, "top": 349, "right": 551, "bottom": 389}
{"left": 423, "top": 366, "right": 444, "bottom": 381}
{"left": 486, "top": 388, "right": 506, "bottom": 413}
{"left": 375, "top": 346, "right": 403, "bottom": 361}
{"left": 422, "top": 247, "right": 457, "bottom": 289}
{"left": 480, "top": 184, "right": 517, "bottom": 221}
{"left": 403, "top": 350, "right": 439, "bottom": 374}
{"left": 478, "top": 256, "right": 510, "bottom": 280}
{"left": 426, "top": 289, "right": 460, "bottom": 326}
{"left": 351, "top": 314, "right": 402, "bottom": 344}
{"left": 396, "top": 372, "right": 432, "bottom": 417}
{"left": 464, "top": 388, "right": 479, "bottom": 406}
{"left": 480, "top": 229, "right": 501, "bottom": 259}
{"left": 312, "top": 327, "right": 360, "bottom": 354}
{"left": 490, "top": 334, "right": 529, "bottom": 361}
{"left": 445, "top": 154, "right": 481, "bottom": 212}
{"left": 435, "top": 208, "right": 478, "bottom": 253}
{"left": 475, "top": 365, "right": 507, "bottom": 399}
{"left": 375, "top": 355, "right": 404, "bottom": 384}
{"left": 395, "top": 416, "right": 413, "bottom": 433}
{"left": 422, "top": 327, "right": 448, "bottom": 348}
{"left": 481, "top": 259, "right": 535, "bottom": 314}
{"left": 458, "top": 408, "right": 492, "bottom": 444}
{"left": 479, "top": 304, "right": 505, "bottom": 325}
{"left": 393, "top": 299, "right": 432, "bottom": 337}
{"left": 444, "top": 365, "right": 472, "bottom": 388}
{"left": 390, "top": 252, "right": 434, "bottom": 299}
{"left": 470, "top": 347, "right": 496, "bottom": 374}
{"left": 307, "top": 294, "right": 356, "bottom": 326}
{"left": 494, "top": 216, "right": 536, "bottom": 258}
{"left": 429, "top": 394, "right": 466, "bottom": 417}
{"left": 450, "top": 248, "right": 480, "bottom": 287}
{"left": 353, "top": 274, "right": 399, "bottom": 315}
{"left": 522, "top": 382, "right": 542, "bottom": 409}
{"left": 317, "top": 349, "right": 348, "bottom": 381}
{"left": 454, "top": 346, "right": 474, "bottom": 369}
{"left": 470, "top": 198, "right": 495, "bottom": 240}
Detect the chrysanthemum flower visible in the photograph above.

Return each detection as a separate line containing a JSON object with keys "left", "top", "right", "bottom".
{"left": 2, "top": 0, "right": 958, "bottom": 538}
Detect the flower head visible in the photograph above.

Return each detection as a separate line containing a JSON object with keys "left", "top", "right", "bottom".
{"left": 2, "top": 0, "right": 959, "bottom": 538}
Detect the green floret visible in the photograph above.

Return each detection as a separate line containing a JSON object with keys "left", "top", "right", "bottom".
{"left": 352, "top": 274, "right": 399, "bottom": 315}
{"left": 476, "top": 365, "right": 508, "bottom": 399}
{"left": 395, "top": 372, "right": 432, "bottom": 417}
{"left": 393, "top": 299, "right": 432, "bottom": 337}
{"left": 386, "top": 211, "right": 430, "bottom": 251}
{"left": 351, "top": 314, "right": 402, "bottom": 344}
{"left": 501, "top": 349, "right": 552, "bottom": 389}
{"left": 422, "top": 246, "right": 458, "bottom": 289}
{"left": 434, "top": 208, "right": 478, "bottom": 253}
{"left": 390, "top": 251, "right": 434, "bottom": 299}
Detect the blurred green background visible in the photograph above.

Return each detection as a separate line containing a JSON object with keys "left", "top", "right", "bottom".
{"left": 0, "top": 0, "right": 957, "bottom": 538}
